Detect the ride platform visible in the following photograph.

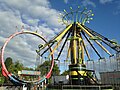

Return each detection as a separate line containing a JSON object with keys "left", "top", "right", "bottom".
{"left": 47, "top": 84, "right": 113, "bottom": 90}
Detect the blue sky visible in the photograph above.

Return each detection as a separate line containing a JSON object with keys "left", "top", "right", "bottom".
{"left": 0, "top": 0, "right": 120, "bottom": 73}
{"left": 50, "top": 0, "right": 120, "bottom": 42}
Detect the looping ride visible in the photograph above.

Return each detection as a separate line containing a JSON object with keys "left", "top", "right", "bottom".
{"left": 0, "top": 31, "right": 54, "bottom": 85}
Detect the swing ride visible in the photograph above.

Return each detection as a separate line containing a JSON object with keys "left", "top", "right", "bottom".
{"left": 0, "top": 6, "right": 120, "bottom": 89}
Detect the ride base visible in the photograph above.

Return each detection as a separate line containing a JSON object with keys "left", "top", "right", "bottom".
{"left": 47, "top": 84, "right": 113, "bottom": 90}
{"left": 47, "top": 65, "right": 113, "bottom": 90}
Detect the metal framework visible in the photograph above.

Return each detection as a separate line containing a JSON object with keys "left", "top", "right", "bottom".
{"left": 37, "top": 7, "right": 120, "bottom": 85}
{"left": 0, "top": 6, "right": 120, "bottom": 88}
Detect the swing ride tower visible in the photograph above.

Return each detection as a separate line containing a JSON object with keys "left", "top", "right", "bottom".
{"left": 58, "top": 7, "right": 98, "bottom": 85}
{"left": 56, "top": 6, "right": 120, "bottom": 85}
{"left": 45, "top": 6, "right": 120, "bottom": 86}
{"left": 68, "top": 22, "right": 92, "bottom": 85}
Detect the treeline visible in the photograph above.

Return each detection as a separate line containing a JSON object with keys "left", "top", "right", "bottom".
{"left": 0, "top": 57, "right": 61, "bottom": 84}
{"left": 0, "top": 57, "right": 34, "bottom": 84}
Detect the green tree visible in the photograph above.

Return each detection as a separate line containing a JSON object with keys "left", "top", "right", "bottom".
{"left": 23, "top": 67, "right": 34, "bottom": 70}
{"left": 36, "top": 60, "right": 60, "bottom": 83}
{"left": 13, "top": 61, "right": 24, "bottom": 75}
{"left": 0, "top": 64, "right": 5, "bottom": 84}
{"left": 61, "top": 70, "right": 69, "bottom": 75}
{"left": 4, "top": 57, "right": 13, "bottom": 70}
{"left": 3, "top": 57, "right": 25, "bottom": 84}
{"left": 52, "top": 63, "right": 60, "bottom": 76}
{"left": 36, "top": 60, "right": 60, "bottom": 77}
{"left": 4, "top": 57, "right": 14, "bottom": 84}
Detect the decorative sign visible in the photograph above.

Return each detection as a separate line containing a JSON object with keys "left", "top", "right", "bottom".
{"left": 18, "top": 70, "right": 41, "bottom": 76}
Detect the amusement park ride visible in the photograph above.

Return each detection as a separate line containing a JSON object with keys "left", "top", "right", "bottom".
{"left": 0, "top": 6, "right": 120, "bottom": 89}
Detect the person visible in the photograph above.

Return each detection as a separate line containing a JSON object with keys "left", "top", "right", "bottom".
{"left": 23, "top": 84, "right": 27, "bottom": 90}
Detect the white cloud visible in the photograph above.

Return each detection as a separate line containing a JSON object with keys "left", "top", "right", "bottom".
{"left": 0, "top": 0, "right": 63, "bottom": 28}
{"left": 64, "top": 0, "right": 68, "bottom": 4}
{"left": 113, "top": 0, "right": 120, "bottom": 15}
{"left": 0, "top": 0, "right": 64, "bottom": 68}
{"left": 27, "top": 5, "right": 62, "bottom": 28}
{"left": 0, "top": 10, "right": 23, "bottom": 35}
{"left": 99, "top": 0, "right": 113, "bottom": 4}
{"left": 82, "top": 0, "right": 96, "bottom": 7}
